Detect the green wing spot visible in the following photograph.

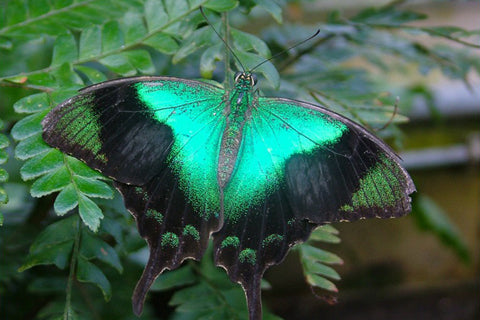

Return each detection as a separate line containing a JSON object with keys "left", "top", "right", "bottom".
{"left": 351, "top": 155, "right": 403, "bottom": 210}
{"left": 182, "top": 225, "right": 200, "bottom": 240}
{"left": 221, "top": 236, "right": 240, "bottom": 249}
{"left": 133, "top": 187, "right": 148, "bottom": 201}
{"left": 238, "top": 248, "right": 256, "bottom": 265}
{"left": 55, "top": 96, "right": 107, "bottom": 164}
{"left": 135, "top": 81, "right": 224, "bottom": 220}
{"left": 146, "top": 209, "right": 163, "bottom": 224}
{"left": 340, "top": 204, "right": 354, "bottom": 213}
{"left": 161, "top": 232, "right": 179, "bottom": 248}
{"left": 262, "top": 234, "right": 284, "bottom": 247}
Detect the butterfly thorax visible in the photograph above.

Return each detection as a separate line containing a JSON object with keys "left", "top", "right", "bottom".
{"left": 217, "top": 72, "right": 257, "bottom": 188}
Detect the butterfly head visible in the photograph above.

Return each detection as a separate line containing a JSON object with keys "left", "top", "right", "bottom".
{"left": 234, "top": 72, "right": 257, "bottom": 89}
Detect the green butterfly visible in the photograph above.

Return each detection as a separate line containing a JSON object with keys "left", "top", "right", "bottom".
{"left": 42, "top": 67, "right": 414, "bottom": 319}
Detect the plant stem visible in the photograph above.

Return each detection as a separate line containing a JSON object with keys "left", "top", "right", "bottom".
{"left": 64, "top": 216, "right": 81, "bottom": 320}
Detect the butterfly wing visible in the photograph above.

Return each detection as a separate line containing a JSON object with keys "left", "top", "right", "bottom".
{"left": 214, "top": 97, "right": 415, "bottom": 318}
{"left": 42, "top": 76, "right": 227, "bottom": 314}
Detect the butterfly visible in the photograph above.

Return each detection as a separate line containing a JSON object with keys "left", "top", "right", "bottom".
{"left": 42, "top": 69, "right": 415, "bottom": 319}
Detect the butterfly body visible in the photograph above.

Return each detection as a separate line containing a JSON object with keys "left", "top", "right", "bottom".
{"left": 217, "top": 73, "right": 256, "bottom": 187}
{"left": 42, "top": 74, "right": 415, "bottom": 320}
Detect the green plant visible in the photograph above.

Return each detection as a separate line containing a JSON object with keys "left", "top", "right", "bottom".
{"left": 1, "top": 0, "right": 478, "bottom": 319}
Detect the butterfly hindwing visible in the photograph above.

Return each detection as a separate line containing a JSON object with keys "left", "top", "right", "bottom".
{"left": 214, "top": 96, "right": 415, "bottom": 318}
{"left": 214, "top": 187, "right": 316, "bottom": 319}
{"left": 115, "top": 170, "right": 221, "bottom": 315}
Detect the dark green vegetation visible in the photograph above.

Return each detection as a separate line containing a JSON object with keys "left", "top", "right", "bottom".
{"left": 1, "top": 1, "right": 478, "bottom": 319}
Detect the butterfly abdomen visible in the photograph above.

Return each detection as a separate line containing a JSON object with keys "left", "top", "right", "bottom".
{"left": 217, "top": 89, "right": 254, "bottom": 188}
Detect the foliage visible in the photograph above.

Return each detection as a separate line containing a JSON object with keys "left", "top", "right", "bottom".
{"left": 0, "top": 119, "right": 8, "bottom": 224}
{"left": 297, "top": 225, "right": 342, "bottom": 294}
{"left": 0, "top": 0, "right": 478, "bottom": 319}
{"left": 412, "top": 193, "right": 470, "bottom": 263}
{"left": 151, "top": 244, "right": 283, "bottom": 320}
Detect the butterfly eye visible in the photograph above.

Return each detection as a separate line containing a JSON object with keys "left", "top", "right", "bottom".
{"left": 234, "top": 71, "right": 242, "bottom": 82}
{"left": 250, "top": 74, "right": 258, "bottom": 86}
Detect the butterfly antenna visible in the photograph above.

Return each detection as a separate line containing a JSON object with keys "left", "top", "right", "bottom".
{"left": 200, "top": 6, "right": 246, "bottom": 72}
{"left": 250, "top": 29, "right": 321, "bottom": 72}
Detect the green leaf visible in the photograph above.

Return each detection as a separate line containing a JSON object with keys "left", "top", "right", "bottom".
{"left": 200, "top": 43, "right": 223, "bottom": 79}
{"left": 67, "top": 157, "right": 105, "bottom": 180}
{"left": 123, "top": 50, "right": 155, "bottom": 74}
{"left": 173, "top": 26, "right": 214, "bottom": 63}
{"left": 79, "top": 231, "right": 123, "bottom": 273}
{"left": 75, "top": 65, "right": 108, "bottom": 83}
{"left": 11, "top": 110, "right": 48, "bottom": 140}
{"left": 305, "top": 273, "right": 338, "bottom": 292}
{"left": 0, "top": 37, "right": 12, "bottom": 50}
{"left": 30, "top": 166, "right": 70, "bottom": 197}
{"left": 20, "top": 241, "right": 74, "bottom": 271}
{"left": 413, "top": 194, "right": 470, "bottom": 262}
{"left": 13, "top": 93, "right": 50, "bottom": 114}
{"left": 422, "top": 26, "right": 480, "bottom": 40}
{"left": 79, "top": 25, "right": 102, "bottom": 60}
{"left": 0, "top": 134, "right": 10, "bottom": 149}
{"left": 152, "top": 265, "right": 196, "bottom": 291}
{"left": 352, "top": 7, "right": 427, "bottom": 25}
{"left": 204, "top": 0, "right": 238, "bottom": 12}
{"left": 0, "top": 149, "right": 7, "bottom": 165}
{"left": 303, "top": 260, "right": 340, "bottom": 280}
{"left": 0, "top": 188, "right": 7, "bottom": 205}
{"left": 54, "top": 184, "right": 78, "bottom": 215}
{"left": 14, "top": 133, "right": 50, "bottom": 160}
{"left": 1, "top": 0, "right": 144, "bottom": 37}
{"left": 51, "top": 32, "right": 78, "bottom": 67}
{"left": 24, "top": 72, "right": 57, "bottom": 88}
{"left": 100, "top": 53, "right": 136, "bottom": 76}
{"left": 0, "top": 168, "right": 8, "bottom": 183}
{"left": 170, "top": 283, "right": 213, "bottom": 308}
{"left": 102, "top": 21, "right": 124, "bottom": 53}
{"left": 73, "top": 175, "right": 113, "bottom": 199}
{"left": 20, "top": 148, "right": 64, "bottom": 180}
{"left": 19, "top": 216, "right": 78, "bottom": 271}
{"left": 121, "top": 12, "right": 148, "bottom": 44}
{"left": 76, "top": 256, "right": 112, "bottom": 300}
{"left": 309, "top": 225, "right": 341, "bottom": 243}
{"left": 144, "top": 0, "right": 168, "bottom": 32}
{"left": 256, "top": 0, "right": 282, "bottom": 23}
{"left": 144, "top": 33, "right": 179, "bottom": 54}
{"left": 300, "top": 245, "right": 343, "bottom": 265}
{"left": 51, "top": 89, "right": 82, "bottom": 105}
{"left": 52, "top": 63, "right": 83, "bottom": 87}
{"left": 232, "top": 28, "right": 270, "bottom": 58}
{"left": 78, "top": 193, "right": 103, "bottom": 231}
{"left": 164, "top": 0, "right": 189, "bottom": 20}
{"left": 0, "top": 134, "right": 8, "bottom": 149}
